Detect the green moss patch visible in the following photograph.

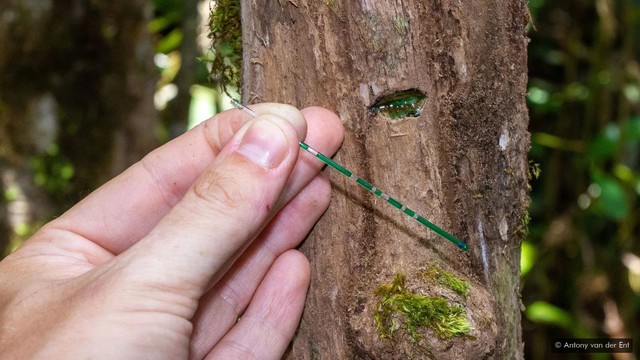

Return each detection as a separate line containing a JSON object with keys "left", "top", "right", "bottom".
{"left": 374, "top": 273, "right": 472, "bottom": 341}
{"left": 207, "top": 0, "right": 242, "bottom": 94}
{"left": 420, "top": 266, "right": 470, "bottom": 298}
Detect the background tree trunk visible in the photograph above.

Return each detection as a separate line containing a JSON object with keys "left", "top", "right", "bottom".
{"left": 0, "top": 0, "right": 158, "bottom": 240}
{"left": 243, "top": 0, "right": 530, "bottom": 359}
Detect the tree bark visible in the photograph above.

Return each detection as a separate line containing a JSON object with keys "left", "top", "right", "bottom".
{"left": 242, "top": 0, "right": 529, "bottom": 358}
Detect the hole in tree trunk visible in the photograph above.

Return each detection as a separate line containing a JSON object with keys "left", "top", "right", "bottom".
{"left": 368, "top": 88, "right": 427, "bottom": 119}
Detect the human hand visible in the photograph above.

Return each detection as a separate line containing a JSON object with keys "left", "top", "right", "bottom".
{"left": 0, "top": 103, "right": 344, "bottom": 359}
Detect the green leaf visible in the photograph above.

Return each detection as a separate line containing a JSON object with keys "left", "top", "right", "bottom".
{"left": 589, "top": 123, "right": 620, "bottom": 159}
{"left": 525, "top": 301, "right": 572, "bottom": 329}
{"left": 592, "top": 175, "right": 630, "bottom": 221}
{"left": 156, "top": 29, "right": 183, "bottom": 54}
{"left": 622, "top": 116, "right": 640, "bottom": 143}
{"left": 613, "top": 164, "right": 635, "bottom": 183}
{"left": 521, "top": 241, "right": 537, "bottom": 277}
{"left": 3, "top": 186, "right": 19, "bottom": 202}
{"left": 148, "top": 16, "right": 174, "bottom": 34}
{"left": 528, "top": 86, "right": 550, "bottom": 105}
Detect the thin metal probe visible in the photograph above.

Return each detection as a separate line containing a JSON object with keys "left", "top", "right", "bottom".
{"left": 230, "top": 99, "right": 469, "bottom": 252}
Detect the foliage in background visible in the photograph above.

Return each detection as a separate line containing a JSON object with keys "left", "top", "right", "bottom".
{"left": 0, "top": 0, "right": 220, "bottom": 253}
{"left": 206, "top": 0, "right": 242, "bottom": 95}
{"left": 150, "top": 0, "right": 186, "bottom": 53}
{"left": 0, "top": 1, "right": 161, "bottom": 253}
{"left": 524, "top": 0, "right": 640, "bottom": 358}
{"left": 150, "top": 0, "right": 237, "bottom": 139}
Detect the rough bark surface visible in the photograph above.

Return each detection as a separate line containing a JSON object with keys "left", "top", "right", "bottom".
{"left": 242, "top": 0, "right": 530, "bottom": 358}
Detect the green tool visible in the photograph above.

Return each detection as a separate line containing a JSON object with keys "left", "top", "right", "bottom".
{"left": 230, "top": 99, "right": 469, "bottom": 252}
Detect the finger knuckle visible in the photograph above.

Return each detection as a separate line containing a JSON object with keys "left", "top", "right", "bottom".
{"left": 191, "top": 168, "right": 243, "bottom": 215}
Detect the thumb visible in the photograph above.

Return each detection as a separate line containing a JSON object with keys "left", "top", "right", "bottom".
{"left": 120, "top": 104, "right": 307, "bottom": 299}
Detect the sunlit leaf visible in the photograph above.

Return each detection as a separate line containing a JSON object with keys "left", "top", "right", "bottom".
{"left": 622, "top": 116, "right": 640, "bottom": 142}
{"left": 589, "top": 124, "right": 620, "bottom": 159}
{"left": 521, "top": 241, "right": 537, "bottom": 277}
{"left": 564, "top": 82, "right": 589, "bottom": 101}
{"left": 156, "top": 29, "right": 183, "bottom": 54}
{"left": 60, "top": 164, "right": 74, "bottom": 181}
{"left": 525, "top": 301, "right": 572, "bottom": 329}
{"left": 622, "top": 253, "right": 640, "bottom": 294}
{"left": 188, "top": 85, "right": 218, "bottom": 129}
{"left": 3, "top": 186, "right": 19, "bottom": 202}
{"left": 532, "top": 132, "right": 583, "bottom": 152}
{"left": 613, "top": 164, "right": 635, "bottom": 183}
{"left": 592, "top": 175, "right": 629, "bottom": 221}
{"left": 528, "top": 86, "right": 550, "bottom": 105}
{"left": 623, "top": 84, "right": 640, "bottom": 104}
{"left": 13, "top": 223, "right": 30, "bottom": 237}
{"left": 148, "top": 16, "right": 175, "bottom": 34}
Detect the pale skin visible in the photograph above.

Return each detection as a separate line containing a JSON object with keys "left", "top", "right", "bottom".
{"left": 0, "top": 104, "right": 344, "bottom": 359}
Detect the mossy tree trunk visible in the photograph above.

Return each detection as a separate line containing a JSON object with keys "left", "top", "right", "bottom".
{"left": 243, "top": 0, "right": 530, "bottom": 358}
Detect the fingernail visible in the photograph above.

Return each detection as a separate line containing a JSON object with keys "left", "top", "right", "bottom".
{"left": 237, "top": 119, "right": 288, "bottom": 168}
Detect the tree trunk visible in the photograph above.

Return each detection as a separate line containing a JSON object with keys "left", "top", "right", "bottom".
{"left": 242, "top": 0, "right": 530, "bottom": 358}
{"left": 0, "top": 0, "right": 158, "bottom": 225}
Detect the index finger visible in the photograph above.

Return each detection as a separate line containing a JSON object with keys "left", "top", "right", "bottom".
{"left": 35, "top": 105, "right": 343, "bottom": 256}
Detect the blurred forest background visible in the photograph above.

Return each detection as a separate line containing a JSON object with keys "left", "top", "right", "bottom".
{"left": 0, "top": 0, "right": 638, "bottom": 358}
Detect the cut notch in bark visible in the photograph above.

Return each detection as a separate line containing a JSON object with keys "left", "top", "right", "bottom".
{"left": 368, "top": 89, "right": 427, "bottom": 119}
